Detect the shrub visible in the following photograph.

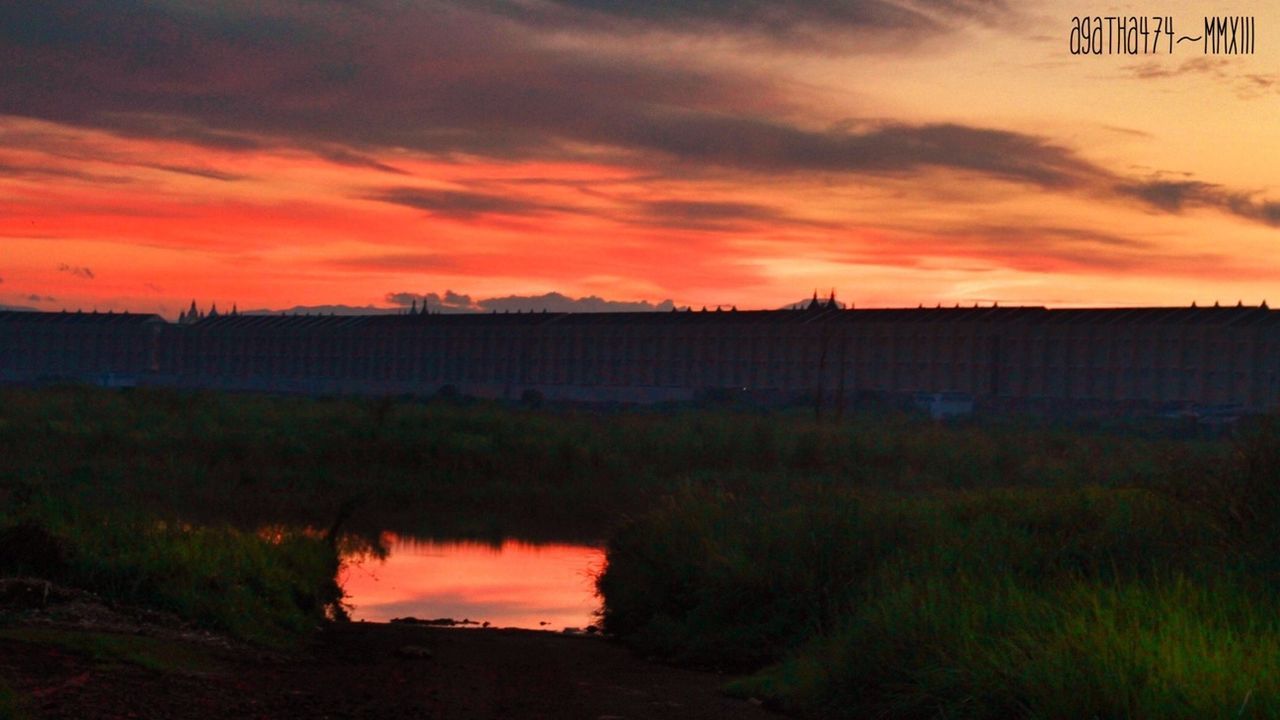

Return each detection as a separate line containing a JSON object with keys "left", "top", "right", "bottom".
{"left": 600, "top": 476, "right": 1276, "bottom": 718}
{"left": 0, "top": 513, "right": 341, "bottom": 647}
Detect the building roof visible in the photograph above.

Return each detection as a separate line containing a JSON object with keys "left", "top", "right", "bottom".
{"left": 1042, "top": 306, "right": 1276, "bottom": 327}
{"left": 0, "top": 310, "right": 164, "bottom": 326}
{"left": 187, "top": 313, "right": 369, "bottom": 330}
{"left": 7, "top": 305, "right": 1279, "bottom": 331}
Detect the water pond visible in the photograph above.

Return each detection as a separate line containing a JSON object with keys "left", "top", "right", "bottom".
{"left": 340, "top": 535, "right": 605, "bottom": 631}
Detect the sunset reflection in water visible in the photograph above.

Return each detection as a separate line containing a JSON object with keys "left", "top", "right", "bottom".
{"left": 340, "top": 535, "right": 605, "bottom": 630}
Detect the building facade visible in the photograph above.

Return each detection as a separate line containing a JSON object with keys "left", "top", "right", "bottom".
{"left": 3, "top": 304, "right": 1278, "bottom": 415}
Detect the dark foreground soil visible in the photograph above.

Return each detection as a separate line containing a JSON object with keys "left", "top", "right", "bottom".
{"left": 0, "top": 606, "right": 780, "bottom": 719}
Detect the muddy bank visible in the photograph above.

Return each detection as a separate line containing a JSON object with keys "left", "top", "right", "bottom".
{"left": 0, "top": 617, "right": 779, "bottom": 719}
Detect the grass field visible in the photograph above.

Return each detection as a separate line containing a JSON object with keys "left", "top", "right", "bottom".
{"left": 0, "top": 385, "right": 1202, "bottom": 538}
{"left": 597, "top": 422, "right": 1280, "bottom": 718}
{"left": 0, "top": 679, "right": 24, "bottom": 720}
{"left": 1, "top": 386, "right": 1275, "bottom": 717}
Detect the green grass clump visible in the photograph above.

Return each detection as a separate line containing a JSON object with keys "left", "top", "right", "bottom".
{"left": 0, "top": 386, "right": 1206, "bottom": 539}
{"left": 66, "top": 519, "right": 341, "bottom": 645}
{"left": 599, "top": 422, "right": 1280, "bottom": 718}
{"left": 0, "top": 507, "right": 341, "bottom": 647}
{"left": 736, "top": 574, "right": 1279, "bottom": 719}
{"left": 0, "top": 679, "right": 26, "bottom": 720}
{"left": 598, "top": 487, "right": 908, "bottom": 669}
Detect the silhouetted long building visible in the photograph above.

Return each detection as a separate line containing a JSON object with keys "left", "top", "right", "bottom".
{"left": 3, "top": 303, "right": 1279, "bottom": 416}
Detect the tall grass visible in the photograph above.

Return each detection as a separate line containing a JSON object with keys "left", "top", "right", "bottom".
{"left": 0, "top": 503, "right": 342, "bottom": 647}
{"left": 0, "top": 679, "right": 25, "bottom": 720}
{"left": 598, "top": 422, "right": 1280, "bottom": 718}
{"left": 0, "top": 386, "right": 1205, "bottom": 539}
{"left": 738, "top": 573, "right": 1280, "bottom": 719}
{"left": 5, "top": 385, "right": 1272, "bottom": 715}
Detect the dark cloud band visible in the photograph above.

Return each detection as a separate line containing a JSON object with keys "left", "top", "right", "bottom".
{"left": 0, "top": 0, "right": 1275, "bottom": 233}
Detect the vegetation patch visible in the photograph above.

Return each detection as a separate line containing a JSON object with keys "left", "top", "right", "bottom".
{"left": 599, "top": 424, "right": 1280, "bottom": 719}
{"left": 0, "top": 511, "right": 341, "bottom": 647}
{"left": 0, "top": 386, "right": 1204, "bottom": 540}
{"left": 2, "top": 387, "right": 1274, "bottom": 716}
{"left": 0, "top": 628, "right": 226, "bottom": 676}
{"left": 0, "top": 678, "right": 26, "bottom": 720}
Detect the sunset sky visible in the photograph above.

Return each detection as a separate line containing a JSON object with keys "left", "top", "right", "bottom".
{"left": 2, "top": 0, "right": 1278, "bottom": 318}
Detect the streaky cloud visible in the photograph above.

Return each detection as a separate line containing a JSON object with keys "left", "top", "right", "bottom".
{"left": 385, "top": 290, "right": 679, "bottom": 313}
{"left": 370, "top": 188, "right": 560, "bottom": 219}
{"left": 612, "top": 115, "right": 1100, "bottom": 188}
{"left": 1117, "top": 180, "right": 1280, "bottom": 227}
{"left": 145, "top": 164, "right": 245, "bottom": 182}
{"left": 57, "top": 264, "right": 96, "bottom": 280}
{"left": 478, "top": 0, "right": 1010, "bottom": 38}
{"left": 480, "top": 292, "right": 678, "bottom": 313}
{"left": 328, "top": 254, "right": 459, "bottom": 272}
{"left": 0, "top": 0, "right": 1276, "bottom": 238}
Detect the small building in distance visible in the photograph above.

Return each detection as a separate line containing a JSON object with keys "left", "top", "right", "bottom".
{"left": 914, "top": 391, "right": 975, "bottom": 420}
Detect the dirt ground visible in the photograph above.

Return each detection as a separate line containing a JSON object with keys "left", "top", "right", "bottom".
{"left": 0, "top": 583, "right": 780, "bottom": 719}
